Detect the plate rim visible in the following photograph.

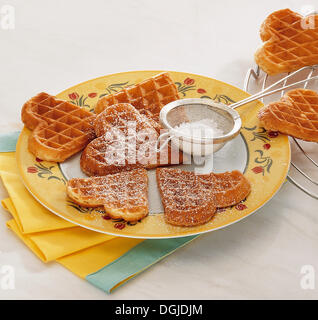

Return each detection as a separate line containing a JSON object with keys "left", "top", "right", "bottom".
{"left": 16, "top": 70, "right": 291, "bottom": 239}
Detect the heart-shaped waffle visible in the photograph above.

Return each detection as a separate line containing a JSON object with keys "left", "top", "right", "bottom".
{"left": 81, "top": 103, "right": 184, "bottom": 176}
{"left": 95, "top": 72, "right": 180, "bottom": 129}
{"left": 67, "top": 168, "right": 149, "bottom": 222}
{"left": 198, "top": 170, "right": 251, "bottom": 208}
{"left": 22, "top": 92, "right": 96, "bottom": 162}
{"left": 258, "top": 89, "right": 318, "bottom": 142}
{"left": 156, "top": 168, "right": 217, "bottom": 227}
{"left": 156, "top": 168, "right": 251, "bottom": 227}
{"left": 255, "top": 9, "right": 318, "bottom": 75}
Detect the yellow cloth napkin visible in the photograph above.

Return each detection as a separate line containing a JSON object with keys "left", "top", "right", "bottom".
{"left": 0, "top": 150, "right": 196, "bottom": 293}
{"left": 0, "top": 153, "right": 74, "bottom": 233}
{"left": 0, "top": 152, "right": 141, "bottom": 265}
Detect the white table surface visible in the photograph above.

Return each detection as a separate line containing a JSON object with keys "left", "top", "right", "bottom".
{"left": 0, "top": 0, "right": 318, "bottom": 300}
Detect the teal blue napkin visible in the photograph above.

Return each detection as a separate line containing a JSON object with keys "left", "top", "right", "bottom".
{"left": 87, "top": 236, "right": 198, "bottom": 293}
{"left": 0, "top": 131, "right": 20, "bottom": 152}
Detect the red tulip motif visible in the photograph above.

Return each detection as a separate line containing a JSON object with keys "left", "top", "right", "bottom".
{"left": 184, "top": 78, "right": 195, "bottom": 85}
{"left": 68, "top": 92, "right": 79, "bottom": 100}
{"left": 197, "top": 88, "right": 206, "bottom": 94}
{"left": 252, "top": 166, "right": 264, "bottom": 174}
{"left": 27, "top": 167, "right": 38, "bottom": 173}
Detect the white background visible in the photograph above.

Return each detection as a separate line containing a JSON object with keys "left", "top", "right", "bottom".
{"left": 0, "top": 0, "right": 318, "bottom": 299}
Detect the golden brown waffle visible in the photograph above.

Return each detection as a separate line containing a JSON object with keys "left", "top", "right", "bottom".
{"left": 156, "top": 168, "right": 216, "bottom": 227}
{"left": 95, "top": 72, "right": 180, "bottom": 128}
{"left": 255, "top": 9, "right": 318, "bottom": 75}
{"left": 22, "top": 92, "right": 96, "bottom": 162}
{"left": 81, "top": 103, "right": 184, "bottom": 176}
{"left": 258, "top": 89, "right": 318, "bottom": 142}
{"left": 198, "top": 170, "right": 251, "bottom": 208}
{"left": 67, "top": 168, "right": 149, "bottom": 222}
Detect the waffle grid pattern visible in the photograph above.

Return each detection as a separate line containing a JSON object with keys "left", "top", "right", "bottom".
{"left": 157, "top": 170, "right": 211, "bottom": 211}
{"left": 30, "top": 94, "right": 95, "bottom": 150}
{"left": 22, "top": 93, "right": 96, "bottom": 161}
{"left": 259, "top": 89, "right": 318, "bottom": 142}
{"left": 67, "top": 169, "right": 149, "bottom": 221}
{"left": 156, "top": 168, "right": 216, "bottom": 226}
{"left": 271, "top": 90, "right": 318, "bottom": 130}
{"left": 255, "top": 9, "right": 318, "bottom": 74}
{"left": 198, "top": 171, "right": 251, "bottom": 208}
{"left": 94, "top": 103, "right": 158, "bottom": 138}
{"left": 68, "top": 169, "right": 148, "bottom": 209}
{"left": 81, "top": 104, "right": 160, "bottom": 176}
{"left": 95, "top": 72, "right": 180, "bottom": 124}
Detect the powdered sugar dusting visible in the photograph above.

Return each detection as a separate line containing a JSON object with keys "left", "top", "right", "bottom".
{"left": 67, "top": 168, "right": 148, "bottom": 213}
{"left": 173, "top": 119, "right": 224, "bottom": 139}
{"left": 156, "top": 168, "right": 216, "bottom": 226}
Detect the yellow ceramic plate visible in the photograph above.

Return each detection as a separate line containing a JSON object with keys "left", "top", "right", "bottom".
{"left": 16, "top": 71, "right": 290, "bottom": 239}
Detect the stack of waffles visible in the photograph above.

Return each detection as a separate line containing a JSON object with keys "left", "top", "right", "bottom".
{"left": 80, "top": 103, "right": 184, "bottom": 176}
